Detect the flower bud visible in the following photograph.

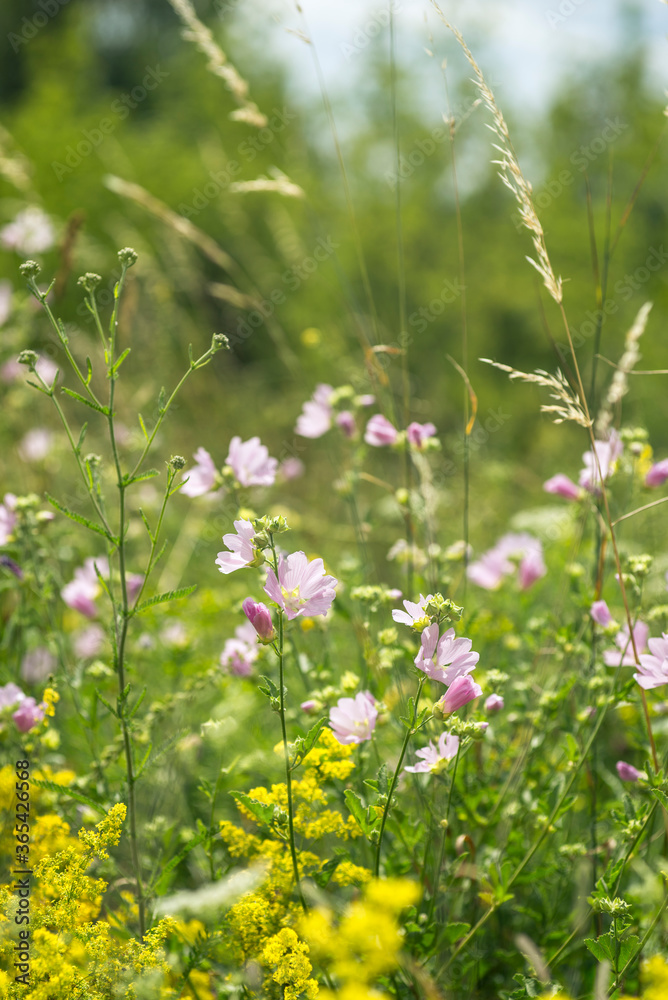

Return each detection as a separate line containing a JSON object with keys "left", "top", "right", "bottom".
{"left": 77, "top": 272, "right": 102, "bottom": 292}
{"left": 436, "top": 675, "right": 483, "bottom": 717}
{"left": 17, "top": 350, "right": 38, "bottom": 369}
{"left": 19, "top": 260, "right": 41, "bottom": 279}
{"left": 212, "top": 332, "right": 230, "bottom": 351}
{"left": 242, "top": 597, "right": 276, "bottom": 643}
{"left": 169, "top": 455, "right": 187, "bottom": 471}
{"left": 117, "top": 247, "right": 138, "bottom": 267}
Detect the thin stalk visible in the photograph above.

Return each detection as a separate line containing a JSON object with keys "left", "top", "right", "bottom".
{"left": 277, "top": 607, "right": 307, "bottom": 911}
{"left": 611, "top": 878, "right": 668, "bottom": 990}
{"left": 428, "top": 742, "right": 461, "bottom": 923}
{"left": 374, "top": 675, "right": 426, "bottom": 877}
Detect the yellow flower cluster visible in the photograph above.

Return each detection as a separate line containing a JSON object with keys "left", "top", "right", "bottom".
{"left": 262, "top": 928, "right": 319, "bottom": 1000}
{"left": 300, "top": 878, "right": 420, "bottom": 995}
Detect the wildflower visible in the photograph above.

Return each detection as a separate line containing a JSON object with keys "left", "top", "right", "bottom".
{"left": 279, "top": 457, "right": 305, "bottom": 480}
{"left": 543, "top": 473, "right": 582, "bottom": 500}
{"left": 1, "top": 206, "right": 55, "bottom": 254}
{"left": 13, "top": 696, "right": 46, "bottom": 732}
{"left": 485, "top": 693, "right": 504, "bottom": 712}
{"left": 0, "top": 682, "right": 24, "bottom": 709}
{"left": 19, "top": 427, "right": 54, "bottom": 462}
{"left": 0, "top": 493, "right": 17, "bottom": 545}
{"left": 301, "top": 699, "right": 319, "bottom": 713}
{"left": 61, "top": 557, "right": 110, "bottom": 618}
{"left": 391, "top": 593, "right": 434, "bottom": 630}
{"left": 296, "top": 384, "right": 334, "bottom": 438}
{"left": 216, "top": 519, "right": 260, "bottom": 574}
{"left": 405, "top": 732, "right": 459, "bottom": 774}
{"left": 180, "top": 447, "right": 217, "bottom": 497}
{"left": 357, "top": 394, "right": 375, "bottom": 406}
{"left": 406, "top": 421, "right": 437, "bottom": 449}
{"left": 603, "top": 621, "right": 649, "bottom": 667}
{"left": 579, "top": 430, "right": 623, "bottom": 493}
{"left": 221, "top": 621, "right": 259, "bottom": 676}
{"left": 415, "top": 623, "right": 479, "bottom": 685}
{"left": 264, "top": 551, "right": 337, "bottom": 620}
{"left": 336, "top": 410, "right": 356, "bottom": 438}
{"left": 435, "top": 674, "right": 482, "bottom": 716}
{"left": 226, "top": 435, "right": 278, "bottom": 487}
{"left": 364, "top": 414, "right": 398, "bottom": 446}
{"left": 591, "top": 600, "right": 612, "bottom": 627}
{"left": 467, "top": 547, "right": 511, "bottom": 589}
{"left": 330, "top": 691, "right": 377, "bottom": 745}
{"left": 73, "top": 625, "right": 106, "bottom": 659}
{"left": 616, "top": 761, "right": 641, "bottom": 782}
{"left": 468, "top": 533, "right": 546, "bottom": 590}
{"left": 635, "top": 633, "right": 668, "bottom": 689}
{"left": 20, "top": 647, "right": 56, "bottom": 684}
{"left": 517, "top": 544, "right": 547, "bottom": 590}
{"left": 646, "top": 459, "right": 668, "bottom": 487}
{"left": 242, "top": 597, "right": 276, "bottom": 642}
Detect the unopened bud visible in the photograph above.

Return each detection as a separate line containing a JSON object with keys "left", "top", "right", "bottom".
{"left": 18, "top": 350, "right": 38, "bottom": 368}
{"left": 169, "top": 455, "right": 187, "bottom": 471}
{"left": 212, "top": 332, "right": 230, "bottom": 351}
{"left": 117, "top": 247, "right": 138, "bottom": 267}
{"left": 19, "top": 260, "right": 40, "bottom": 279}
{"left": 77, "top": 272, "right": 102, "bottom": 292}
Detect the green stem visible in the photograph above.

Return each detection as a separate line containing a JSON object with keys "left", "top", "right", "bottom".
{"left": 277, "top": 607, "right": 306, "bottom": 910}
{"left": 374, "top": 675, "right": 426, "bottom": 877}
{"left": 611, "top": 877, "right": 668, "bottom": 990}
{"left": 428, "top": 742, "right": 461, "bottom": 923}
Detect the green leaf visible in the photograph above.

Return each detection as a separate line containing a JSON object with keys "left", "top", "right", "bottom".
{"left": 619, "top": 934, "right": 640, "bottom": 969}
{"left": 584, "top": 934, "right": 615, "bottom": 964}
{"left": 313, "top": 857, "right": 341, "bottom": 888}
{"left": 128, "top": 687, "right": 147, "bottom": 720}
{"left": 61, "top": 386, "right": 110, "bottom": 414}
{"left": 45, "top": 492, "right": 115, "bottom": 542}
{"left": 152, "top": 827, "right": 214, "bottom": 894}
{"left": 124, "top": 468, "right": 160, "bottom": 486}
{"left": 76, "top": 422, "right": 88, "bottom": 454}
{"left": 291, "top": 717, "right": 327, "bottom": 770}
{"left": 344, "top": 789, "right": 374, "bottom": 836}
{"left": 230, "top": 791, "right": 276, "bottom": 827}
{"left": 96, "top": 691, "right": 118, "bottom": 718}
{"left": 138, "top": 412, "right": 149, "bottom": 440}
{"left": 30, "top": 778, "right": 107, "bottom": 814}
{"left": 440, "top": 921, "right": 471, "bottom": 945}
{"left": 135, "top": 743, "right": 153, "bottom": 780}
{"left": 650, "top": 788, "right": 668, "bottom": 811}
{"left": 109, "top": 347, "right": 131, "bottom": 376}
{"left": 139, "top": 507, "right": 153, "bottom": 540}
{"left": 132, "top": 585, "right": 197, "bottom": 614}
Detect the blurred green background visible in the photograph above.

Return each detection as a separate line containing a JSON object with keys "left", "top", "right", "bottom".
{"left": 1, "top": 0, "right": 666, "bottom": 584}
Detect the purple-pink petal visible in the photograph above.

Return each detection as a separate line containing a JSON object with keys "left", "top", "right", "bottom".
{"left": 365, "top": 414, "right": 398, "bottom": 447}
{"left": 591, "top": 600, "right": 612, "bottom": 627}
{"left": 646, "top": 459, "right": 668, "bottom": 488}
{"left": 543, "top": 474, "right": 581, "bottom": 501}
{"left": 180, "top": 447, "right": 217, "bottom": 498}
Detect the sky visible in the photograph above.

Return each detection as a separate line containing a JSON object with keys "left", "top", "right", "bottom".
{"left": 231, "top": 0, "right": 667, "bottom": 118}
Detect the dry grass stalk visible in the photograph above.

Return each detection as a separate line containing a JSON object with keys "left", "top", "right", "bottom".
{"left": 429, "top": 1, "right": 562, "bottom": 304}
{"left": 229, "top": 172, "right": 305, "bottom": 199}
{"left": 0, "top": 123, "right": 32, "bottom": 192}
{"left": 480, "top": 358, "right": 592, "bottom": 428}
{"left": 167, "top": 0, "right": 267, "bottom": 128}
{"left": 596, "top": 301, "right": 652, "bottom": 435}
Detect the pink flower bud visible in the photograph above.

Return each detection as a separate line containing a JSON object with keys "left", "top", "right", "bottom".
{"left": 242, "top": 597, "right": 276, "bottom": 642}
{"left": 543, "top": 474, "right": 581, "bottom": 501}
{"left": 616, "top": 760, "right": 641, "bottom": 783}
{"left": 645, "top": 459, "right": 668, "bottom": 488}
{"left": 364, "top": 414, "right": 398, "bottom": 446}
{"left": 485, "top": 693, "right": 504, "bottom": 713}
{"left": 590, "top": 600, "right": 612, "bottom": 627}
{"left": 300, "top": 699, "right": 318, "bottom": 713}
{"left": 336, "top": 410, "right": 356, "bottom": 438}
{"left": 406, "top": 421, "right": 437, "bottom": 449}
{"left": 437, "top": 675, "right": 482, "bottom": 716}
{"left": 13, "top": 697, "right": 46, "bottom": 732}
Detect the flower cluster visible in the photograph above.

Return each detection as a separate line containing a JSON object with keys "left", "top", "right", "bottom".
{"left": 467, "top": 532, "right": 546, "bottom": 590}
{"left": 220, "top": 621, "right": 259, "bottom": 676}
{"left": 181, "top": 434, "right": 278, "bottom": 497}
{"left": 544, "top": 429, "right": 623, "bottom": 499}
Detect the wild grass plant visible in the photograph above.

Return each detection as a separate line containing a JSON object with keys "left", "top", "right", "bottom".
{"left": 0, "top": 5, "right": 667, "bottom": 1000}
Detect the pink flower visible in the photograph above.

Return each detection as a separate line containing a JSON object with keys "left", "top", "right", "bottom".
{"left": 543, "top": 474, "right": 581, "bottom": 501}
{"left": 216, "top": 520, "right": 259, "bottom": 574}
{"left": 468, "top": 533, "right": 545, "bottom": 590}
{"left": 635, "top": 632, "right": 668, "bottom": 690}
{"left": 406, "top": 421, "right": 436, "bottom": 450}
{"left": 242, "top": 597, "right": 276, "bottom": 642}
{"left": 518, "top": 546, "right": 547, "bottom": 590}
{"left": 226, "top": 436, "right": 277, "bottom": 487}
{"left": 0, "top": 494, "right": 18, "bottom": 546}
{"left": 467, "top": 548, "right": 511, "bottom": 590}
{"left": 18, "top": 428, "right": 53, "bottom": 462}
{"left": 365, "top": 414, "right": 398, "bottom": 446}
{"left": 485, "top": 693, "right": 504, "bottom": 713}
{"left": 61, "top": 557, "right": 109, "bottom": 618}
{"left": 357, "top": 394, "right": 375, "bottom": 406}
{"left": 1, "top": 206, "right": 55, "bottom": 254}
{"left": 264, "top": 551, "right": 337, "bottom": 620}
{"left": 329, "top": 691, "right": 377, "bottom": 745}
{"left": 591, "top": 600, "right": 612, "bottom": 627}
{"left": 391, "top": 593, "right": 434, "bottom": 629}
{"left": 414, "top": 623, "right": 479, "bottom": 686}
{"left": 616, "top": 761, "right": 641, "bottom": 782}
{"left": 436, "top": 674, "right": 482, "bottom": 716}
{"left": 645, "top": 459, "right": 668, "bottom": 488}
{"left": 279, "top": 457, "right": 305, "bottom": 481}
{"left": 336, "top": 410, "right": 356, "bottom": 438}
{"left": 220, "top": 621, "right": 258, "bottom": 676}
{"left": 0, "top": 682, "right": 24, "bottom": 709}
{"left": 295, "top": 384, "right": 334, "bottom": 438}
{"left": 604, "top": 621, "right": 649, "bottom": 667}
{"left": 13, "top": 697, "right": 46, "bottom": 732}
{"left": 301, "top": 699, "right": 318, "bottom": 713}
{"left": 20, "top": 647, "right": 56, "bottom": 684}
{"left": 579, "top": 430, "right": 623, "bottom": 493}
{"left": 73, "top": 625, "right": 106, "bottom": 659}
{"left": 127, "top": 573, "right": 144, "bottom": 603}
{"left": 405, "top": 732, "right": 459, "bottom": 774}
{"left": 181, "top": 447, "right": 217, "bottom": 498}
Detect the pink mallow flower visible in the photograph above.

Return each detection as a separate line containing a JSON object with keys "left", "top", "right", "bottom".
{"left": 436, "top": 674, "right": 482, "bottom": 716}
{"left": 329, "top": 691, "right": 377, "bottom": 745}
{"left": 365, "top": 414, "right": 398, "bottom": 446}
{"left": 13, "top": 697, "right": 46, "bottom": 732}
{"left": 591, "top": 600, "right": 612, "bottom": 627}
{"left": 216, "top": 520, "right": 259, "bottom": 574}
{"left": 295, "top": 384, "right": 334, "bottom": 438}
{"left": 579, "top": 430, "right": 623, "bottom": 494}
{"left": 468, "top": 533, "right": 545, "bottom": 591}
{"left": 391, "top": 594, "right": 434, "bottom": 630}
{"left": 635, "top": 633, "right": 668, "bottom": 690}
{"left": 61, "top": 557, "right": 110, "bottom": 618}
{"left": 415, "top": 623, "right": 479, "bottom": 686}
{"left": 405, "top": 732, "right": 459, "bottom": 774}
{"left": 0, "top": 682, "right": 24, "bottom": 710}
{"left": 226, "top": 436, "right": 277, "bottom": 487}
{"left": 406, "top": 421, "right": 436, "bottom": 450}
{"left": 20, "top": 647, "right": 56, "bottom": 684}
{"left": 616, "top": 761, "right": 641, "bottom": 782}
{"left": 242, "top": 597, "right": 276, "bottom": 642}
{"left": 220, "top": 621, "right": 258, "bottom": 676}
{"left": 335, "top": 410, "right": 356, "bottom": 438}
{"left": 180, "top": 447, "right": 217, "bottom": 498}
{"left": 645, "top": 459, "right": 668, "bottom": 488}
{"left": 603, "top": 621, "right": 649, "bottom": 668}
{"left": 264, "top": 552, "right": 337, "bottom": 620}
{"left": 485, "top": 693, "right": 504, "bottom": 713}
{"left": 543, "top": 474, "right": 582, "bottom": 501}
